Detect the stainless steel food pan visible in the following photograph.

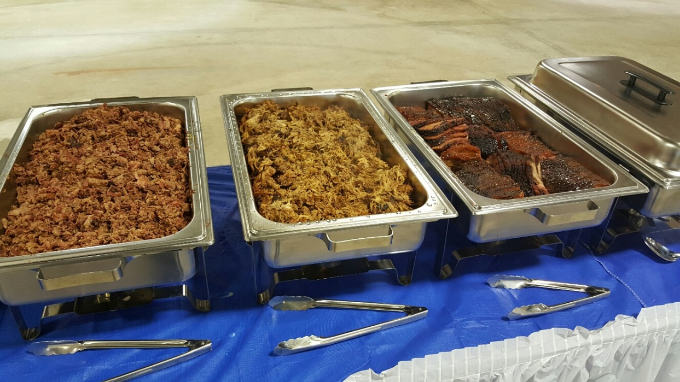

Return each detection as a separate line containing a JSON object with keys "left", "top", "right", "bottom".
{"left": 509, "top": 56, "right": 680, "bottom": 218}
{"left": 220, "top": 88, "right": 456, "bottom": 268}
{"left": 0, "top": 96, "right": 214, "bottom": 305}
{"left": 371, "top": 80, "right": 647, "bottom": 243}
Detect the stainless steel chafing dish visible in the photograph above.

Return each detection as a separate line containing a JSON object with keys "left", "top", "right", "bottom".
{"left": 509, "top": 56, "right": 680, "bottom": 218}
{"left": 509, "top": 56, "right": 680, "bottom": 259}
{"left": 371, "top": 80, "right": 647, "bottom": 243}
{"left": 220, "top": 88, "right": 456, "bottom": 268}
{"left": 0, "top": 96, "right": 214, "bottom": 306}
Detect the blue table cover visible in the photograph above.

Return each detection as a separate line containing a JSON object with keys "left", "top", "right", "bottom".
{"left": 0, "top": 166, "right": 678, "bottom": 382}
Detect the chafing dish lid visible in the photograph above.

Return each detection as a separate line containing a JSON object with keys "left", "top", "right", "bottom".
{"left": 529, "top": 56, "right": 680, "bottom": 184}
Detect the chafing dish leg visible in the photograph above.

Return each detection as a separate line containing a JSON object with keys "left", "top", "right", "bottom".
{"left": 9, "top": 305, "right": 42, "bottom": 341}
{"left": 439, "top": 234, "right": 565, "bottom": 280}
{"left": 255, "top": 249, "right": 417, "bottom": 304}
{"left": 10, "top": 281, "right": 210, "bottom": 340}
{"left": 9, "top": 298, "right": 81, "bottom": 340}
{"left": 435, "top": 217, "right": 456, "bottom": 279}
{"left": 558, "top": 229, "right": 582, "bottom": 258}
{"left": 182, "top": 246, "right": 211, "bottom": 311}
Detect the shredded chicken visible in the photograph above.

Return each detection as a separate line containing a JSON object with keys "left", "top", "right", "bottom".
{"left": 240, "top": 100, "right": 413, "bottom": 223}
{"left": 0, "top": 105, "right": 192, "bottom": 257}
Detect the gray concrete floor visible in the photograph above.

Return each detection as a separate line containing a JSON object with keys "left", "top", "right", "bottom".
{"left": 1, "top": 0, "right": 679, "bottom": 165}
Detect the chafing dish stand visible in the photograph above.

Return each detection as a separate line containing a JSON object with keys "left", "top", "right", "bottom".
{"left": 9, "top": 247, "right": 210, "bottom": 341}
{"left": 252, "top": 242, "right": 415, "bottom": 304}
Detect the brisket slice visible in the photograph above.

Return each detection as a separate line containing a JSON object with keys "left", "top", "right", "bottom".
{"left": 454, "top": 160, "right": 524, "bottom": 199}
{"left": 422, "top": 124, "right": 468, "bottom": 146}
{"left": 541, "top": 154, "right": 610, "bottom": 193}
{"left": 487, "top": 150, "right": 549, "bottom": 197}
{"left": 426, "top": 97, "right": 520, "bottom": 132}
{"left": 397, "top": 106, "right": 442, "bottom": 121}
{"left": 439, "top": 143, "right": 482, "bottom": 168}
{"left": 497, "top": 131, "right": 556, "bottom": 159}
{"left": 418, "top": 118, "right": 467, "bottom": 137}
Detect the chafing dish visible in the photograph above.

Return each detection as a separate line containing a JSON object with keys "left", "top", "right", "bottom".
{"left": 220, "top": 88, "right": 456, "bottom": 268}
{"left": 509, "top": 56, "right": 680, "bottom": 258}
{"left": 0, "top": 97, "right": 214, "bottom": 307}
{"left": 371, "top": 80, "right": 647, "bottom": 243}
{"left": 509, "top": 56, "right": 680, "bottom": 218}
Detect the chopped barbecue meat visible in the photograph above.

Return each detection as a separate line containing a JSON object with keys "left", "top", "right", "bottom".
{"left": 467, "top": 124, "right": 500, "bottom": 158}
{"left": 497, "top": 131, "right": 556, "bottom": 159}
{"left": 397, "top": 106, "right": 442, "bottom": 121}
{"left": 0, "top": 105, "right": 192, "bottom": 258}
{"left": 454, "top": 160, "right": 524, "bottom": 199}
{"left": 439, "top": 143, "right": 482, "bottom": 168}
{"left": 241, "top": 101, "right": 413, "bottom": 223}
{"left": 487, "top": 151, "right": 549, "bottom": 197}
{"left": 426, "top": 97, "right": 519, "bottom": 132}
{"left": 541, "top": 155, "right": 610, "bottom": 193}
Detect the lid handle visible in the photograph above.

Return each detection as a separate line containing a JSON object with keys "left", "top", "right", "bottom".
{"left": 620, "top": 71, "right": 674, "bottom": 106}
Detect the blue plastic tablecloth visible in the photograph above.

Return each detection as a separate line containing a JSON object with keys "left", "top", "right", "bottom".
{"left": 0, "top": 166, "right": 678, "bottom": 381}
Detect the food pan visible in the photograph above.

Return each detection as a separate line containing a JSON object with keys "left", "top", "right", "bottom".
{"left": 220, "top": 88, "right": 456, "bottom": 268}
{"left": 371, "top": 80, "right": 647, "bottom": 243}
{"left": 509, "top": 56, "right": 680, "bottom": 218}
{"left": 0, "top": 96, "right": 214, "bottom": 305}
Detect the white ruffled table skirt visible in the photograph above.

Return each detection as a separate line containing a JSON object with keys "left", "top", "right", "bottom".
{"left": 346, "top": 302, "right": 680, "bottom": 382}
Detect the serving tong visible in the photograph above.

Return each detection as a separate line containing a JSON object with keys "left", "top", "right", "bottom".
{"left": 488, "top": 275, "right": 610, "bottom": 319}
{"left": 27, "top": 339, "right": 212, "bottom": 382}
{"left": 269, "top": 296, "right": 427, "bottom": 355}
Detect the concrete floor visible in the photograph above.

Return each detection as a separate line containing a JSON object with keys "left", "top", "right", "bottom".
{"left": 1, "top": 0, "right": 679, "bottom": 166}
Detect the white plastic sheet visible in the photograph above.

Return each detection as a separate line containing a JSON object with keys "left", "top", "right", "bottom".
{"left": 345, "top": 303, "right": 680, "bottom": 382}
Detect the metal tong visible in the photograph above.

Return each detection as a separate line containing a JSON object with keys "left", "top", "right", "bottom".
{"left": 488, "top": 275, "right": 610, "bottom": 319}
{"left": 644, "top": 232, "right": 680, "bottom": 262}
{"left": 269, "top": 296, "right": 427, "bottom": 355}
{"left": 27, "top": 339, "right": 212, "bottom": 382}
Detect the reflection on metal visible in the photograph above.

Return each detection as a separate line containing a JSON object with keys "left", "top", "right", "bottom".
{"left": 9, "top": 247, "right": 211, "bottom": 341}
{"left": 254, "top": 243, "right": 416, "bottom": 304}
{"left": 269, "top": 296, "right": 427, "bottom": 355}
{"left": 488, "top": 275, "right": 610, "bottom": 319}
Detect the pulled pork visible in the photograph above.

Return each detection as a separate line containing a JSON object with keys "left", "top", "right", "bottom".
{"left": 0, "top": 105, "right": 192, "bottom": 257}
{"left": 240, "top": 101, "right": 413, "bottom": 223}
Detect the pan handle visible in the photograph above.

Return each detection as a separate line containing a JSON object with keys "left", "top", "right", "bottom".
{"left": 525, "top": 200, "right": 599, "bottom": 226}
{"left": 620, "top": 71, "right": 674, "bottom": 105}
{"left": 315, "top": 226, "right": 394, "bottom": 252}
{"left": 36, "top": 257, "right": 130, "bottom": 291}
